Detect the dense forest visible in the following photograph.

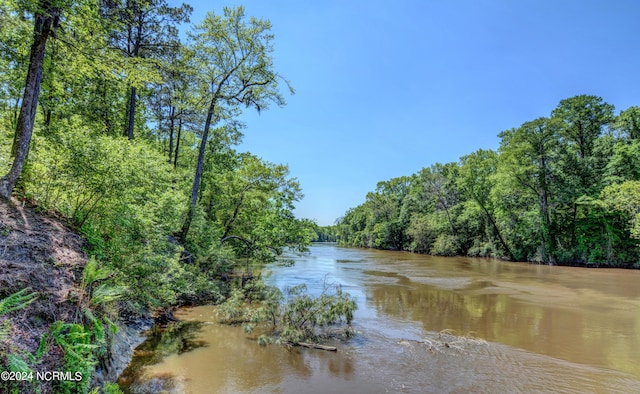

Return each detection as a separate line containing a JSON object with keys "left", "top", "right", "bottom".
{"left": 337, "top": 95, "right": 640, "bottom": 267}
{"left": 0, "top": 1, "right": 335, "bottom": 392}
{"left": 0, "top": 0, "right": 317, "bottom": 299}
{"left": 2, "top": 0, "right": 640, "bottom": 392}
{"left": 310, "top": 223, "right": 338, "bottom": 242}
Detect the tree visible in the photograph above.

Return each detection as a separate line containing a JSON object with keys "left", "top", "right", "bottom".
{"left": 458, "top": 149, "right": 515, "bottom": 260}
{"left": 0, "top": 0, "right": 62, "bottom": 200}
{"left": 179, "top": 6, "right": 292, "bottom": 240}
{"left": 419, "top": 163, "right": 460, "bottom": 236}
{"left": 602, "top": 181, "right": 640, "bottom": 242}
{"left": 148, "top": 45, "right": 197, "bottom": 164}
{"left": 605, "top": 140, "right": 640, "bottom": 183}
{"left": 552, "top": 95, "right": 614, "bottom": 160}
{"left": 364, "top": 176, "right": 412, "bottom": 250}
{"left": 551, "top": 95, "right": 615, "bottom": 253}
{"left": 99, "top": 0, "right": 191, "bottom": 139}
{"left": 0, "top": 0, "right": 32, "bottom": 133}
{"left": 498, "top": 117, "right": 561, "bottom": 262}
{"left": 202, "top": 153, "right": 309, "bottom": 260}
{"left": 615, "top": 106, "right": 640, "bottom": 141}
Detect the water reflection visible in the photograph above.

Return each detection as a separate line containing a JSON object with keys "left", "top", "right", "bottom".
{"left": 118, "top": 321, "right": 206, "bottom": 393}
{"left": 118, "top": 306, "right": 368, "bottom": 394}
{"left": 120, "top": 244, "right": 640, "bottom": 393}
{"left": 358, "top": 257, "right": 640, "bottom": 377}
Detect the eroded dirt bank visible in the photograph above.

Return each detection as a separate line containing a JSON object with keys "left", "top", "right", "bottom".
{"left": 0, "top": 198, "right": 87, "bottom": 392}
{"left": 0, "top": 198, "right": 149, "bottom": 393}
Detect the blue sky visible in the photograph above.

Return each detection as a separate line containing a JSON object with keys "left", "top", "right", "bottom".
{"left": 178, "top": 0, "right": 640, "bottom": 225}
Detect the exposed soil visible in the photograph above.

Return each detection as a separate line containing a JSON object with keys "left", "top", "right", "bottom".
{"left": 0, "top": 198, "right": 87, "bottom": 393}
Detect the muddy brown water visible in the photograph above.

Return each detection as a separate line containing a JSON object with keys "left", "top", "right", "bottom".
{"left": 119, "top": 243, "right": 640, "bottom": 393}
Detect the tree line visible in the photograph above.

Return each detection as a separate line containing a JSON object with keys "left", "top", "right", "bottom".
{"left": 0, "top": 2, "right": 349, "bottom": 392}
{"left": 337, "top": 95, "right": 640, "bottom": 267}
{"left": 0, "top": 0, "right": 317, "bottom": 310}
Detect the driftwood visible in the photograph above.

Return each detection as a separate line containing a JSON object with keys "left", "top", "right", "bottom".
{"left": 292, "top": 342, "right": 337, "bottom": 351}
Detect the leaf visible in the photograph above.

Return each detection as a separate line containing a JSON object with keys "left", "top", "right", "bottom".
{"left": 0, "top": 288, "right": 38, "bottom": 316}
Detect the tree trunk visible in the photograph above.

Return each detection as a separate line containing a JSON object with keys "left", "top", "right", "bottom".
{"left": 222, "top": 191, "right": 246, "bottom": 240}
{"left": 168, "top": 105, "right": 175, "bottom": 163}
{"left": 539, "top": 186, "right": 556, "bottom": 264}
{"left": 179, "top": 100, "right": 216, "bottom": 240}
{"left": 173, "top": 118, "right": 182, "bottom": 169}
{"left": 438, "top": 194, "right": 456, "bottom": 235}
{"left": 477, "top": 200, "right": 515, "bottom": 261}
{"left": 0, "top": 4, "right": 59, "bottom": 200}
{"left": 292, "top": 342, "right": 337, "bottom": 351}
{"left": 125, "top": 86, "right": 136, "bottom": 139}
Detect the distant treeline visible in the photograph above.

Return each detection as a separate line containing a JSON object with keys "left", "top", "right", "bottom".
{"left": 311, "top": 224, "right": 338, "bottom": 242}
{"left": 336, "top": 95, "right": 640, "bottom": 267}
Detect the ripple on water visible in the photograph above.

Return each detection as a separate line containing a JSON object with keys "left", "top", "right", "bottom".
{"left": 120, "top": 244, "right": 640, "bottom": 393}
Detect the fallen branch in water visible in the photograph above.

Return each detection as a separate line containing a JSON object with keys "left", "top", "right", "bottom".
{"left": 288, "top": 341, "right": 337, "bottom": 351}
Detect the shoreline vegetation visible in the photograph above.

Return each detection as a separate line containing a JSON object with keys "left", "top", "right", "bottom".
{"left": 333, "top": 96, "right": 640, "bottom": 269}
{"left": 0, "top": 199, "right": 354, "bottom": 393}
{"left": 1, "top": 0, "right": 639, "bottom": 393}
{"left": 1, "top": 3, "right": 331, "bottom": 393}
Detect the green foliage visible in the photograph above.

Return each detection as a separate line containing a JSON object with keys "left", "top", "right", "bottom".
{"left": 430, "top": 234, "right": 459, "bottom": 256}
{"left": 89, "top": 382, "right": 124, "bottom": 394}
{"left": 50, "top": 322, "right": 97, "bottom": 394}
{"left": 218, "top": 280, "right": 357, "bottom": 345}
{"left": 0, "top": 288, "right": 39, "bottom": 390}
{"left": 6, "top": 353, "right": 30, "bottom": 374}
{"left": 20, "top": 122, "right": 201, "bottom": 307}
{"left": 278, "top": 283, "right": 356, "bottom": 343}
{"left": 80, "top": 256, "right": 126, "bottom": 310}
{"left": 24, "top": 121, "right": 184, "bottom": 227}
{"left": 0, "top": 354, "right": 33, "bottom": 394}
{"left": 338, "top": 96, "right": 640, "bottom": 266}
{"left": 103, "top": 382, "right": 125, "bottom": 394}
{"left": 0, "top": 3, "right": 318, "bottom": 392}
{"left": 602, "top": 181, "right": 640, "bottom": 242}
{"left": 0, "top": 288, "right": 37, "bottom": 316}
{"left": 615, "top": 106, "right": 640, "bottom": 140}
{"left": 179, "top": 5, "right": 293, "bottom": 240}
{"left": 0, "top": 329, "right": 48, "bottom": 393}
{"left": 311, "top": 224, "right": 338, "bottom": 242}
{"left": 606, "top": 141, "right": 640, "bottom": 183}
{"left": 406, "top": 214, "right": 435, "bottom": 253}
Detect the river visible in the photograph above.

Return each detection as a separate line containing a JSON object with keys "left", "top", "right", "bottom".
{"left": 119, "top": 243, "right": 640, "bottom": 393}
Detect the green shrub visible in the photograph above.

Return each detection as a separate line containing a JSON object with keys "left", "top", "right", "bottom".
{"left": 430, "top": 234, "right": 459, "bottom": 256}
{"left": 219, "top": 280, "right": 357, "bottom": 344}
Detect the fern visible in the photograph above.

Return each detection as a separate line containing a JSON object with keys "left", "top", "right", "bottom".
{"left": 24, "top": 333, "right": 49, "bottom": 365}
{"left": 51, "top": 322, "right": 97, "bottom": 364}
{"left": 90, "top": 284, "right": 127, "bottom": 306}
{"left": 83, "top": 308, "right": 105, "bottom": 345}
{"left": 81, "top": 257, "right": 111, "bottom": 289}
{"left": 7, "top": 354, "right": 31, "bottom": 374}
{"left": 0, "top": 320, "right": 10, "bottom": 342}
{"left": 80, "top": 257, "right": 127, "bottom": 307}
{"left": 102, "top": 315, "right": 119, "bottom": 335}
{"left": 0, "top": 288, "right": 37, "bottom": 316}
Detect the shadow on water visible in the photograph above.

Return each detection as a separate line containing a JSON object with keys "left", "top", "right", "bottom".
{"left": 117, "top": 321, "right": 205, "bottom": 393}
{"left": 118, "top": 244, "right": 640, "bottom": 393}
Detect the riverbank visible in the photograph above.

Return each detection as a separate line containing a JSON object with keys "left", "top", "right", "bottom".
{"left": 336, "top": 242, "right": 640, "bottom": 269}
{"left": 118, "top": 244, "right": 640, "bottom": 393}
{"left": 0, "top": 198, "right": 154, "bottom": 393}
{"left": 0, "top": 198, "right": 89, "bottom": 393}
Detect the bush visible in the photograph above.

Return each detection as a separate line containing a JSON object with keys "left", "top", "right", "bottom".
{"left": 467, "top": 240, "right": 495, "bottom": 257}
{"left": 430, "top": 234, "right": 459, "bottom": 256}
{"left": 218, "top": 280, "right": 357, "bottom": 344}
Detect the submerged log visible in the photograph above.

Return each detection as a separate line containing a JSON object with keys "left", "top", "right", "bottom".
{"left": 295, "top": 342, "right": 337, "bottom": 351}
